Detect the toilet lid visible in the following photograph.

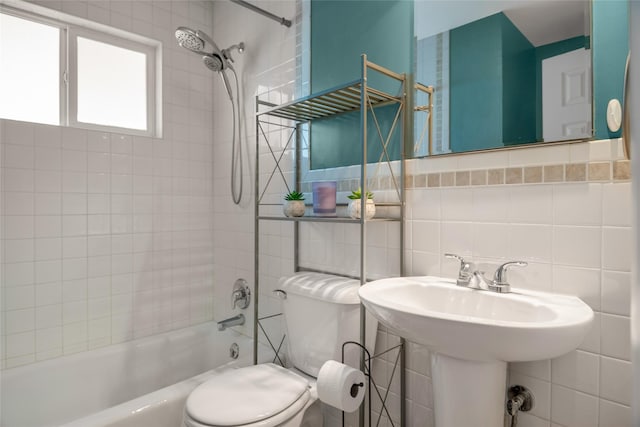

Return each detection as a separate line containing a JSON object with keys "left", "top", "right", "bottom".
{"left": 186, "top": 363, "right": 310, "bottom": 426}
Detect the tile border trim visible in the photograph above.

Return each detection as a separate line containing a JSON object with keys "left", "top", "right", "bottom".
{"left": 406, "top": 160, "right": 631, "bottom": 189}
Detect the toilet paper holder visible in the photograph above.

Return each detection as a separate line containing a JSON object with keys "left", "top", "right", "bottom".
{"left": 350, "top": 382, "right": 364, "bottom": 398}
{"left": 341, "top": 340, "right": 372, "bottom": 426}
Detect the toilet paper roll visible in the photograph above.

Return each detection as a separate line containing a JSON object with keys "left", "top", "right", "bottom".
{"left": 317, "top": 360, "right": 366, "bottom": 413}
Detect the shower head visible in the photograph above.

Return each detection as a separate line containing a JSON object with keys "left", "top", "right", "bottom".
{"left": 175, "top": 26, "right": 226, "bottom": 64}
{"left": 175, "top": 26, "right": 245, "bottom": 72}
{"left": 175, "top": 27, "right": 205, "bottom": 54}
{"left": 203, "top": 54, "right": 224, "bottom": 72}
{"left": 175, "top": 26, "right": 241, "bottom": 101}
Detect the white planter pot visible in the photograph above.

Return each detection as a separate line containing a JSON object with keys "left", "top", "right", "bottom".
{"left": 283, "top": 200, "right": 306, "bottom": 217}
{"left": 347, "top": 199, "right": 376, "bottom": 219}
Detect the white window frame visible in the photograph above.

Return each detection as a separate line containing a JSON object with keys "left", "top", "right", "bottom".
{"left": 68, "top": 27, "right": 157, "bottom": 136}
{"left": 0, "top": 2, "right": 161, "bottom": 137}
{"left": 0, "top": 6, "right": 67, "bottom": 126}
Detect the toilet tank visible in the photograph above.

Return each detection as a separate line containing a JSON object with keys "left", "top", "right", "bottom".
{"left": 279, "top": 272, "right": 378, "bottom": 377}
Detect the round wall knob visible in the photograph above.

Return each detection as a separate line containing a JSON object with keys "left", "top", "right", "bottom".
{"left": 607, "top": 99, "right": 622, "bottom": 132}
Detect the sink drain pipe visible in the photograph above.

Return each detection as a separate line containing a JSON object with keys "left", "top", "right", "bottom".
{"left": 506, "top": 385, "right": 534, "bottom": 427}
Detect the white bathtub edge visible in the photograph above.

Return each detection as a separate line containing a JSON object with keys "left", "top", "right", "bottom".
{"left": 61, "top": 364, "right": 241, "bottom": 427}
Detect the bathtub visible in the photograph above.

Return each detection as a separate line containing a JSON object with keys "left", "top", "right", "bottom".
{"left": 1, "top": 321, "right": 256, "bottom": 427}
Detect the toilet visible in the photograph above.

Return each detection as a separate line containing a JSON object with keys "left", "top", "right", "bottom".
{"left": 183, "top": 272, "right": 377, "bottom": 427}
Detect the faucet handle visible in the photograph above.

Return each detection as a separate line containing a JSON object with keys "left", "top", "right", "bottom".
{"left": 490, "top": 261, "right": 528, "bottom": 293}
{"left": 445, "top": 253, "right": 473, "bottom": 286}
{"left": 231, "top": 278, "right": 251, "bottom": 309}
{"left": 444, "top": 253, "right": 465, "bottom": 263}
{"left": 493, "top": 261, "right": 528, "bottom": 285}
{"left": 444, "top": 253, "right": 472, "bottom": 271}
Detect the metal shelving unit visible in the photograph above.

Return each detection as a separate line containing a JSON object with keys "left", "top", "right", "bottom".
{"left": 253, "top": 55, "right": 433, "bottom": 427}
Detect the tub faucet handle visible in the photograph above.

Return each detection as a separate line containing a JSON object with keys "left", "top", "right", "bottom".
{"left": 231, "top": 278, "right": 251, "bottom": 309}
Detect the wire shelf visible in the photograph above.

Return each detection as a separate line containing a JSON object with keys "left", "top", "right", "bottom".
{"left": 257, "top": 80, "right": 402, "bottom": 122}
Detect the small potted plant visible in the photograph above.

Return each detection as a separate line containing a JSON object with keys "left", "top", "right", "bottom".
{"left": 283, "top": 191, "right": 306, "bottom": 217}
{"left": 347, "top": 188, "right": 375, "bottom": 219}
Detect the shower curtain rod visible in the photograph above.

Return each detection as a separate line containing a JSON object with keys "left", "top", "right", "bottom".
{"left": 229, "top": 0, "right": 292, "bottom": 27}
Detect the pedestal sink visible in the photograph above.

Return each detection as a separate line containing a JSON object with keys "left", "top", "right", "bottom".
{"left": 358, "top": 276, "right": 593, "bottom": 427}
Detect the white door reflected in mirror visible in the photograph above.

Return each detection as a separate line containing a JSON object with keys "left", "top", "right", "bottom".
{"left": 542, "top": 48, "right": 592, "bottom": 141}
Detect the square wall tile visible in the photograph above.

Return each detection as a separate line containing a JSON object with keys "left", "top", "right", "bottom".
{"left": 508, "top": 185, "right": 553, "bottom": 225}
{"left": 599, "top": 399, "right": 631, "bottom": 427}
{"left": 552, "top": 183, "right": 602, "bottom": 226}
{"left": 551, "top": 350, "right": 599, "bottom": 395}
{"left": 602, "top": 183, "right": 631, "bottom": 226}
{"left": 600, "top": 314, "right": 631, "bottom": 361}
{"left": 551, "top": 385, "right": 598, "bottom": 427}
{"left": 601, "top": 271, "right": 631, "bottom": 316}
{"left": 599, "top": 357, "right": 632, "bottom": 405}
{"left": 4, "top": 192, "right": 34, "bottom": 215}
{"left": 601, "top": 227, "right": 632, "bottom": 272}
{"left": 552, "top": 226, "right": 601, "bottom": 268}
{"left": 507, "top": 224, "right": 552, "bottom": 263}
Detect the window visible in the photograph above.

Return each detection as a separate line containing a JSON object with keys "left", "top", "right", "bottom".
{"left": 0, "top": 5, "right": 159, "bottom": 136}
{"left": 0, "top": 11, "right": 62, "bottom": 125}
{"left": 71, "top": 32, "right": 153, "bottom": 132}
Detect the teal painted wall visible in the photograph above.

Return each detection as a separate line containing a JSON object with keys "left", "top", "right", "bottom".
{"left": 309, "top": 106, "right": 402, "bottom": 170}
{"left": 593, "top": 0, "right": 628, "bottom": 139}
{"left": 310, "top": 0, "right": 412, "bottom": 93}
{"left": 500, "top": 14, "right": 536, "bottom": 145}
{"left": 450, "top": 14, "right": 504, "bottom": 152}
{"left": 309, "top": 0, "right": 412, "bottom": 169}
{"left": 450, "top": 13, "right": 536, "bottom": 151}
{"left": 534, "top": 36, "right": 589, "bottom": 141}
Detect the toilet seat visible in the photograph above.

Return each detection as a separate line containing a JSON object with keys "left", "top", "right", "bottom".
{"left": 184, "top": 363, "right": 312, "bottom": 427}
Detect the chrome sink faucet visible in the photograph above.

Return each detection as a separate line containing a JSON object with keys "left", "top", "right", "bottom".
{"left": 445, "top": 254, "right": 527, "bottom": 293}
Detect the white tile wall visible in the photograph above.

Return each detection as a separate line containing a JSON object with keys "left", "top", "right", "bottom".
{"left": 400, "top": 145, "right": 632, "bottom": 426}
{"left": 1, "top": 0, "right": 217, "bottom": 368}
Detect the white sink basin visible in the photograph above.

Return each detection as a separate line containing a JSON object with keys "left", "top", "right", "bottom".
{"left": 359, "top": 276, "right": 593, "bottom": 362}
{"left": 359, "top": 276, "right": 594, "bottom": 427}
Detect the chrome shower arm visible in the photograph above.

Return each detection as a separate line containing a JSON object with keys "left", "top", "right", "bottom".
{"left": 222, "top": 43, "right": 245, "bottom": 63}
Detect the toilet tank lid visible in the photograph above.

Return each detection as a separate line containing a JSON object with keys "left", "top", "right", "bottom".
{"left": 279, "top": 272, "right": 360, "bottom": 304}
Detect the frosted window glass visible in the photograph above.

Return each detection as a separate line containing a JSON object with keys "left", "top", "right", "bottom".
{"left": 76, "top": 37, "right": 147, "bottom": 130}
{"left": 0, "top": 13, "right": 60, "bottom": 125}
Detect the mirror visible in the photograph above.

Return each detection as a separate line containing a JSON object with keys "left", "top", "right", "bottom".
{"left": 414, "top": 0, "right": 593, "bottom": 156}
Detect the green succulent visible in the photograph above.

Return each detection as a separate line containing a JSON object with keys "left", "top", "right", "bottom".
{"left": 284, "top": 191, "right": 305, "bottom": 201}
{"left": 347, "top": 188, "right": 374, "bottom": 200}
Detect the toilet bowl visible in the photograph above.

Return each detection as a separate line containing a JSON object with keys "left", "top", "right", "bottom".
{"left": 183, "top": 272, "right": 377, "bottom": 427}
{"left": 183, "top": 364, "right": 321, "bottom": 427}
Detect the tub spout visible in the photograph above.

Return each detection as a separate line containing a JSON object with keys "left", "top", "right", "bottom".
{"left": 217, "top": 314, "right": 245, "bottom": 331}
